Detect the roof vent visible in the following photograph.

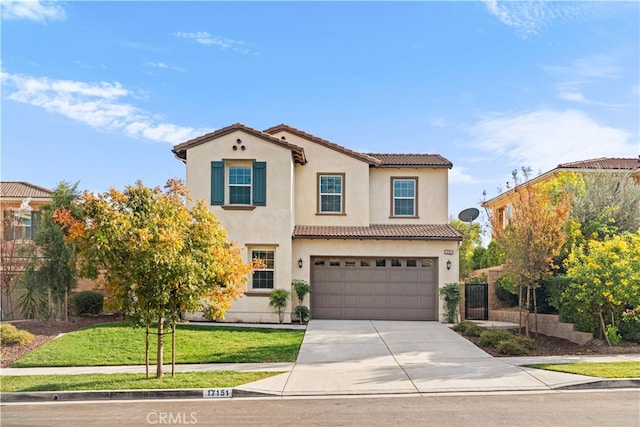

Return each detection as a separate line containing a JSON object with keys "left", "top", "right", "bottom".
{"left": 281, "top": 136, "right": 286, "bottom": 140}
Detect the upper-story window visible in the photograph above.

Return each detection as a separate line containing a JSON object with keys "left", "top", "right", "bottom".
{"left": 318, "top": 173, "right": 345, "bottom": 214}
{"left": 229, "top": 165, "right": 251, "bottom": 205}
{"left": 210, "top": 161, "right": 266, "bottom": 208}
{"left": 3, "top": 210, "right": 40, "bottom": 241}
{"left": 392, "top": 177, "right": 418, "bottom": 217}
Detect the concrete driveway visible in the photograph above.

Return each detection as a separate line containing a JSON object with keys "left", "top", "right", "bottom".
{"left": 239, "top": 320, "right": 599, "bottom": 396}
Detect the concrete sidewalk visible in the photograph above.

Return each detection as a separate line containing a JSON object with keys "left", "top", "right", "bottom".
{"left": 1, "top": 320, "right": 638, "bottom": 400}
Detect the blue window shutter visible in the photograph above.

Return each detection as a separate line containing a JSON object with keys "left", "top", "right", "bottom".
{"left": 211, "top": 161, "right": 225, "bottom": 205}
{"left": 253, "top": 161, "right": 267, "bottom": 206}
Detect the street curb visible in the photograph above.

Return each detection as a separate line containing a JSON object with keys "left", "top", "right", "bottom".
{"left": 554, "top": 378, "right": 640, "bottom": 391}
{"left": 2, "top": 380, "right": 637, "bottom": 402}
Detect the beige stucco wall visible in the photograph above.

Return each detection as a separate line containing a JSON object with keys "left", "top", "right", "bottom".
{"left": 369, "top": 168, "right": 449, "bottom": 224}
{"left": 183, "top": 130, "right": 296, "bottom": 323}
{"left": 292, "top": 238, "right": 460, "bottom": 322}
{"left": 270, "top": 130, "right": 371, "bottom": 227}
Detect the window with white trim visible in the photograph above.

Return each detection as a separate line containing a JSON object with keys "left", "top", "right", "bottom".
{"left": 318, "top": 174, "right": 344, "bottom": 214}
{"left": 251, "top": 249, "right": 275, "bottom": 289}
{"left": 392, "top": 178, "right": 417, "bottom": 217}
{"left": 228, "top": 165, "right": 252, "bottom": 205}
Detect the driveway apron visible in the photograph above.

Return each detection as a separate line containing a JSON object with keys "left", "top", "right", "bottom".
{"left": 239, "top": 320, "right": 596, "bottom": 396}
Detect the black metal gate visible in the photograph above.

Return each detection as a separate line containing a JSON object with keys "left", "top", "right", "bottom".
{"left": 465, "top": 283, "right": 488, "bottom": 320}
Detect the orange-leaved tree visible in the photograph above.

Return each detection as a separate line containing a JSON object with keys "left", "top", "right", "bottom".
{"left": 55, "top": 179, "right": 250, "bottom": 378}
{"left": 488, "top": 175, "right": 573, "bottom": 337}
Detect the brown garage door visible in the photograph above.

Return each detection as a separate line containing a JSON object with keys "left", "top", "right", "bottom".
{"left": 310, "top": 257, "right": 437, "bottom": 321}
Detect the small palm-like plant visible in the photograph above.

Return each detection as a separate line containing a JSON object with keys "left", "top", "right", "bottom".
{"left": 268, "top": 289, "right": 290, "bottom": 323}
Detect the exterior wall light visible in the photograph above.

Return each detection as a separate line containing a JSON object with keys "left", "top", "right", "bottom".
{"left": 298, "top": 258, "right": 303, "bottom": 269}
{"left": 446, "top": 260, "right": 451, "bottom": 270}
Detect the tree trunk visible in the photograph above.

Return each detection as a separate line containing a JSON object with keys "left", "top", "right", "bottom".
{"left": 145, "top": 325, "right": 150, "bottom": 378}
{"left": 533, "top": 286, "right": 538, "bottom": 338}
{"left": 518, "top": 282, "right": 524, "bottom": 333}
{"left": 599, "top": 310, "right": 611, "bottom": 346}
{"left": 156, "top": 316, "right": 164, "bottom": 378}
{"left": 524, "top": 285, "right": 531, "bottom": 339}
{"left": 171, "top": 323, "right": 176, "bottom": 377}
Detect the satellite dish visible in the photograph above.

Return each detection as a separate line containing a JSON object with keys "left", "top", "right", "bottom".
{"left": 458, "top": 207, "right": 479, "bottom": 223}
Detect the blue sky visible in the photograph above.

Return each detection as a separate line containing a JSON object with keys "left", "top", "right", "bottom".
{"left": 2, "top": 0, "right": 639, "bottom": 226}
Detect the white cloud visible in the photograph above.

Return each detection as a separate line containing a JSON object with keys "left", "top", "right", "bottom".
{"left": 1, "top": 71, "right": 208, "bottom": 145}
{"left": 469, "top": 109, "right": 639, "bottom": 173}
{"left": 174, "top": 31, "right": 251, "bottom": 54}
{"left": 449, "top": 166, "right": 475, "bottom": 184}
{"left": 482, "top": 1, "right": 636, "bottom": 37}
{"left": 1, "top": 0, "right": 65, "bottom": 22}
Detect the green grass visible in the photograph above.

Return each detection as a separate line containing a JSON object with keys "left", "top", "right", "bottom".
{"left": 527, "top": 361, "right": 640, "bottom": 378}
{"left": 0, "top": 371, "right": 278, "bottom": 392}
{"left": 11, "top": 322, "right": 305, "bottom": 367}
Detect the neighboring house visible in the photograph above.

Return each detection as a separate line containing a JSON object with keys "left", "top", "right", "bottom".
{"left": 482, "top": 157, "right": 640, "bottom": 231}
{"left": 0, "top": 181, "right": 53, "bottom": 242}
{"left": 0, "top": 181, "right": 53, "bottom": 319}
{"left": 173, "top": 123, "right": 462, "bottom": 323}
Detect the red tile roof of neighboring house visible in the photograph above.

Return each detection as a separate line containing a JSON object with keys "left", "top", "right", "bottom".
{"left": 367, "top": 153, "right": 453, "bottom": 168}
{"left": 264, "top": 124, "right": 382, "bottom": 166}
{"left": 172, "top": 123, "right": 307, "bottom": 164}
{"left": 292, "top": 224, "right": 462, "bottom": 241}
{"left": 558, "top": 157, "right": 640, "bottom": 170}
{"left": 0, "top": 182, "right": 53, "bottom": 200}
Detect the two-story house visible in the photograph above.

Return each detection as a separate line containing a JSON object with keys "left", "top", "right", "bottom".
{"left": 173, "top": 123, "right": 462, "bottom": 323}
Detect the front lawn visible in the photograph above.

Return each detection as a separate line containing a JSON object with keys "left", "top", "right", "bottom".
{"left": 11, "top": 322, "right": 305, "bottom": 367}
{"left": 0, "top": 371, "right": 278, "bottom": 392}
{"left": 527, "top": 361, "right": 640, "bottom": 378}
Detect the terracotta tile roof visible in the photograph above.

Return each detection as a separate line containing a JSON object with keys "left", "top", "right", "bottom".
{"left": 292, "top": 224, "right": 462, "bottom": 241}
{"left": 0, "top": 182, "right": 53, "bottom": 200}
{"left": 264, "top": 124, "right": 382, "bottom": 166}
{"left": 172, "top": 123, "right": 307, "bottom": 164}
{"left": 558, "top": 157, "right": 640, "bottom": 170}
{"left": 367, "top": 153, "right": 453, "bottom": 168}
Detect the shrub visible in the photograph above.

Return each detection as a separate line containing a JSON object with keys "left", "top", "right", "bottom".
{"left": 0, "top": 323, "right": 35, "bottom": 346}
{"left": 452, "top": 321, "right": 485, "bottom": 337}
{"left": 620, "top": 307, "right": 640, "bottom": 343}
{"left": 494, "top": 275, "right": 518, "bottom": 306}
{"left": 496, "top": 339, "right": 529, "bottom": 356}
{"left": 479, "top": 329, "right": 513, "bottom": 347}
{"left": 73, "top": 290, "right": 104, "bottom": 316}
{"left": 293, "top": 305, "right": 310, "bottom": 323}
{"left": 605, "top": 325, "right": 622, "bottom": 346}
{"left": 439, "top": 283, "right": 461, "bottom": 323}
{"left": 514, "top": 334, "right": 537, "bottom": 351}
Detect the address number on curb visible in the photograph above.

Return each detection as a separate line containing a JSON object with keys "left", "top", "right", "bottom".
{"left": 203, "top": 388, "right": 232, "bottom": 398}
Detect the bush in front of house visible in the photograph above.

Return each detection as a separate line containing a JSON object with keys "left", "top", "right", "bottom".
{"left": 452, "top": 320, "right": 485, "bottom": 337}
{"left": 619, "top": 307, "right": 640, "bottom": 343}
{"left": 478, "top": 328, "right": 513, "bottom": 347}
{"left": 73, "top": 290, "right": 104, "bottom": 316}
{"left": 0, "top": 323, "right": 35, "bottom": 346}
{"left": 496, "top": 339, "right": 529, "bottom": 356}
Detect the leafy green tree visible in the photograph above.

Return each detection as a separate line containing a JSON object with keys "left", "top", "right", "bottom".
{"left": 450, "top": 218, "right": 483, "bottom": 279}
{"left": 20, "top": 182, "right": 80, "bottom": 321}
{"left": 57, "top": 180, "right": 250, "bottom": 378}
{"left": 561, "top": 231, "right": 640, "bottom": 344}
{"left": 571, "top": 172, "right": 640, "bottom": 239}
